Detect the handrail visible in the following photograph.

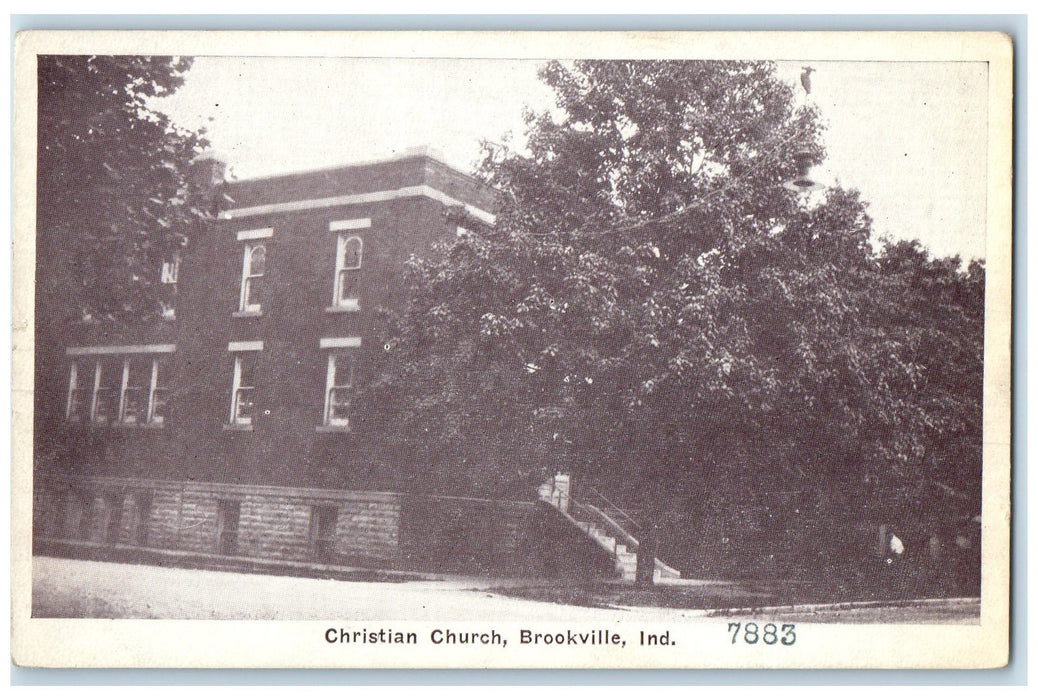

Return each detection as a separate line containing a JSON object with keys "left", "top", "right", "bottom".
{"left": 586, "top": 485, "right": 641, "bottom": 531}
{"left": 579, "top": 502, "right": 639, "bottom": 550}
{"left": 543, "top": 479, "right": 682, "bottom": 579}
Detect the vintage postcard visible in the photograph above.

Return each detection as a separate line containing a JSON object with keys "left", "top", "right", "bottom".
{"left": 11, "top": 30, "right": 1012, "bottom": 669}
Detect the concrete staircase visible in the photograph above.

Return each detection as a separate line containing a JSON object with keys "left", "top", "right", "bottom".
{"left": 575, "top": 519, "right": 639, "bottom": 580}
{"left": 538, "top": 475, "right": 681, "bottom": 583}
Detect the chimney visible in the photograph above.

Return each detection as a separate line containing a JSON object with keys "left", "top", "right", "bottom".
{"left": 188, "top": 150, "right": 229, "bottom": 217}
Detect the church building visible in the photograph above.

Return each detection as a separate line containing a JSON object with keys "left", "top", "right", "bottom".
{"left": 33, "top": 150, "right": 616, "bottom": 579}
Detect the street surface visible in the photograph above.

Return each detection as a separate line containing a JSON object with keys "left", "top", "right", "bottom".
{"left": 31, "top": 556, "right": 708, "bottom": 621}
{"left": 30, "top": 556, "right": 979, "bottom": 623}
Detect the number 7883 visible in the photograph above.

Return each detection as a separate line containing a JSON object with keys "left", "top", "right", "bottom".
{"left": 728, "top": 622, "right": 796, "bottom": 645}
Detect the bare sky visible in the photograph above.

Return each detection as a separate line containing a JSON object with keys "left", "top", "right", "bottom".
{"left": 157, "top": 57, "right": 988, "bottom": 261}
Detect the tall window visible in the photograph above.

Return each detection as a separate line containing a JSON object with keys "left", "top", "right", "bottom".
{"left": 229, "top": 353, "right": 259, "bottom": 426}
{"left": 161, "top": 257, "right": 180, "bottom": 284}
{"left": 66, "top": 359, "right": 91, "bottom": 422}
{"left": 119, "top": 358, "right": 152, "bottom": 424}
{"left": 332, "top": 235, "right": 362, "bottom": 309}
{"left": 323, "top": 352, "right": 353, "bottom": 427}
{"left": 160, "top": 255, "right": 180, "bottom": 320}
{"left": 119, "top": 356, "right": 168, "bottom": 425}
{"left": 239, "top": 242, "right": 266, "bottom": 313}
{"left": 93, "top": 358, "right": 121, "bottom": 425}
{"left": 150, "top": 357, "right": 169, "bottom": 425}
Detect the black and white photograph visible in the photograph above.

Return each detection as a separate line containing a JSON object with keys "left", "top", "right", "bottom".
{"left": 12, "top": 30, "right": 1012, "bottom": 669}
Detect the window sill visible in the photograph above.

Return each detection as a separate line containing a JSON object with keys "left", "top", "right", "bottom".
{"left": 315, "top": 424, "right": 350, "bottom": 433}
{"left": 325, "top": 302, "right": 360, "bottom": 314}
{"left": 221, "top": 423, "right": 254, "bottom": 432}
{"left": 232, "top": 310, "right": 263, "bottom": 318}
{"left": 66, "top": 420, "right": 101, "bottom": 428}
{"left": 66, "top": 420, "right": 165, "bottom": 430}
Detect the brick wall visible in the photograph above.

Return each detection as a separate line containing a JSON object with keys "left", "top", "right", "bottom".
{"left": 399, "top": 495, "right": 532, "bottom": 574}
{"left": 38, "top": 155, "right": 497, "bottom": 495}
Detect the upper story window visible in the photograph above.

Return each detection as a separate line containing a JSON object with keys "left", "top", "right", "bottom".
{"left": 65, "top": 345, "right": 176, "bottom": 427}
{"left": 341, "top": 235, "right": 363, "bottom": 270}
{"left": 235, "top": 228, "right": 273, "bottom": 316}
{"left": 240, "top": 243, "right": 266, "bottom": 313}
{"left": 334, "top": 235, "right": 362, "bottom": 309}
{"left": 160, "top": 255, "right": 180, "bottom": 320}
{"left": 328, "top": 218, "right": 369, "bottom": 313}
{"left": 161, "top": 256, "right": 180, "bottom": 284}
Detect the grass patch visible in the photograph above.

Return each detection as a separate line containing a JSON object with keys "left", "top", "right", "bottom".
{"left": 487, "top": 575, "right": 952, "bottom": 611}
{"left": 488, "top": 581, "right": 780, "bottom": 611}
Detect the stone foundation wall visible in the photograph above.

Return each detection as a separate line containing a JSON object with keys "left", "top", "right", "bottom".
{"left": 34, "top": 476, "right": 403, "bottom": 566}
{"left": 32, "top": 475, "right": 611, "bottom": 579}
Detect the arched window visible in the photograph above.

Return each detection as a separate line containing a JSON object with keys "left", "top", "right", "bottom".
{"left": 240, "top": 242, "right": 266, "bottom": 312}
{"left": 334, "top": 235, "right": 362, "bottom": 308}
{"left": 341, "top": 235, "right": 362, "bottom": 270}
{"left": 249, "top": 244, "right": 267, "bottom": 275}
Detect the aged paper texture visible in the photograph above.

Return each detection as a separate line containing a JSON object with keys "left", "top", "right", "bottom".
{"left": 12, "top": 30, "right": 1012, "bottom": 669}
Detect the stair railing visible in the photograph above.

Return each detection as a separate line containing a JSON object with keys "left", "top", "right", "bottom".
{"left": 581, "top": 484, "right": 682, "bottom": 580}
{"left": 585, "top": 485, "right": 642, "bottom": 533}
{"left": 568, "top": 499, "right": 639, "bottom": 556}
{"left": 540, "top": 475, "right": 681, "bottom": 578}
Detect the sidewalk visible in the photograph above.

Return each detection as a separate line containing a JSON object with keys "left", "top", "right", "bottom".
{"left": 706, "top": 597, "right": 981, "bottom": 623}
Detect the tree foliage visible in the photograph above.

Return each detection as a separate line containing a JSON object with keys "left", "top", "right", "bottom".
{"left": 36, "top": 55, "right": 210, "bottom": 326}
{"left": 360, "top": 60, "right": 984, "bottom": 532}
{"left": 35, "top": 55, "right": 210, "bottom": 443}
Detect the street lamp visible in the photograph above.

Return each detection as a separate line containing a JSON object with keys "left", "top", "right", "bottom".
{"left": 782, "top": 148, "right": 825, "bottom": 194}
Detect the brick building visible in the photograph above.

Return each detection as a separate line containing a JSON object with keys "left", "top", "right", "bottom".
{"left": 33, "top": 150, "right": 614, "bottom": 579}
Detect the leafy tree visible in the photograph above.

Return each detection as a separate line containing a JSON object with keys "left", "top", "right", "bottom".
{"left": 35, "top": 55, "right": 210, "bottom": 441}
{"left": 36, "top": 55, "right": 210, "bottom": 324}
{"left": 871, "top": 240, "right": 985, "bottom": 505}
{"left": 359, "top": 60, "right": 984, "bottom": 584}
